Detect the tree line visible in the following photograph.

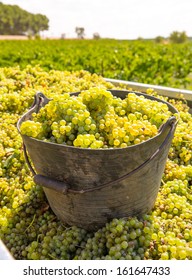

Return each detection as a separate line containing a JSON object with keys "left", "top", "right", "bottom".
{"left": 155, "top": 31, "right": 188, "bottom": 44}
{"left": 0, "top": 2, "right": 49, "bottom": 36}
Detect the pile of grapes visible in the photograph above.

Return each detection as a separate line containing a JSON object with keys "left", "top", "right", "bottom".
{"left": 0, "top": 65, "right": 191, "bottom": 260}
{"left": 20, "top": 88, "right": 173, "bottom": 148}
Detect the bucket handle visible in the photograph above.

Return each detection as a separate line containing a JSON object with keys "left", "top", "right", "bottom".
{"left": 23, "top": 116, "right": 177, "bottom": 194}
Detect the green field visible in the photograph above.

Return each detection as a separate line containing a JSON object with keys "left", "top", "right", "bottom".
{"left": 0, "top": 39, "right": 192, "bottom": 89}
{"left": 0, "top": 40, "right": 192, "bottom": 260}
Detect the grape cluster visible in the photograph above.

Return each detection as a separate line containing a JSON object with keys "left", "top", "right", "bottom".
{"left": 75, "top": 216, "right": 153, "bottom": 260}
{"left": 0, "top": 66, "right": 191, "bottom": 260}
{"left": 22, "top": 221, "right": 89, "bottom": 260}
{"left": 20, "top": 88, "right": 173, "bottom": 148}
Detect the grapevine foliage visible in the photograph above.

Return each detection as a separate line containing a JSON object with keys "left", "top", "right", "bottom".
{"left": 0, "top": 40, "right": 192, "bottom": 89}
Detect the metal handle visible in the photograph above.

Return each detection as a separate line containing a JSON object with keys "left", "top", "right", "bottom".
{"left": 23, "top": 144, "right": 70, "bottom": 193}
{"left": 30, "top": 91, "right": 50, "bottom": 111}
{"left": 34, "top": 174, "right": 69, "bottom": 194}
{"left": 17, "top": 92, "right": 50, "bottom": 133}
{"left": 23, "top": 116, "right": 177, "bottom": 194}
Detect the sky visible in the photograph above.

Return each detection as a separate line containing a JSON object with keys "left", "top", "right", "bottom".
{"left": 1, "top": 0, "right": 192, "bottom": 39}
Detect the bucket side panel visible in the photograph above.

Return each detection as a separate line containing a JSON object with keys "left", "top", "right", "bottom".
{"left": 43, "top": 138, "right": 171, "bottom": 231}
{"left": 23, "top": 128, "right": 169, "bottom": 191}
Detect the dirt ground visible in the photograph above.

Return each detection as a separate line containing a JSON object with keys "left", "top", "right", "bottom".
{"left": 0, "top": 35, "right": 28, "bottom": 40}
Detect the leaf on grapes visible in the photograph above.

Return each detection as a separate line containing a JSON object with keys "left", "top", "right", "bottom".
{"left": 5, "top": 148, "right": 15, "bottom": 156}
{"left": 3, "top": 153, "right": 16, "bottom": 169}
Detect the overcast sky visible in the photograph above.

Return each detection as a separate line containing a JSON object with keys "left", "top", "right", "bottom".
{"left": 1, "top": 0, "right": 192, "bottom": 39}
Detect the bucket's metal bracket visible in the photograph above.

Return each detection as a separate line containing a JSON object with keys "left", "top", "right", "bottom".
{"left": 34, "top": 174, "right": 69, "bottom": 194}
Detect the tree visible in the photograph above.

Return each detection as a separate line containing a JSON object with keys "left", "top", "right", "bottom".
{"left": 0, "top": 2, "right": 49, "bottom": 35}
{"left": 169, "top": 31, "right": 188, "bottom": 43}
{"left": 155, "top": 36, "right": 164, "bottom": 43}
{"left": 75, "top": 27, "right": 85, "bottom": 39}
{"left": 93, "top": 32, "right": 100, "bottom": 39}
{"left": 61, "top": 33, "right": 66, "bottom": 39}
{"left": 30, "top": 14, "right": 49, "bottom": 35}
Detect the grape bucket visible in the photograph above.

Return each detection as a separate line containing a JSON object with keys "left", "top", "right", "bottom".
{"left": 17, "top": 90, "right": 178, "bottom": 231}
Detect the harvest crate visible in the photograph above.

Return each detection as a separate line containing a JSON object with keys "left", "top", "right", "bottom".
{"left": 105, "top": 78, "right": 192, "bottom": 111}
{"left": 1, "top": 80, "right": 192, "bottom": 260}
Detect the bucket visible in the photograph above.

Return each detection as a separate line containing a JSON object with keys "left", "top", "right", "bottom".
{"left": 17, "top": 90, "right": 178, "bottom": 231}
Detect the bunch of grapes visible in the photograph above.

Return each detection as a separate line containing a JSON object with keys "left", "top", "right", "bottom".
{"left": 20, "top": 88, "right": 173, "bottom": 149}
